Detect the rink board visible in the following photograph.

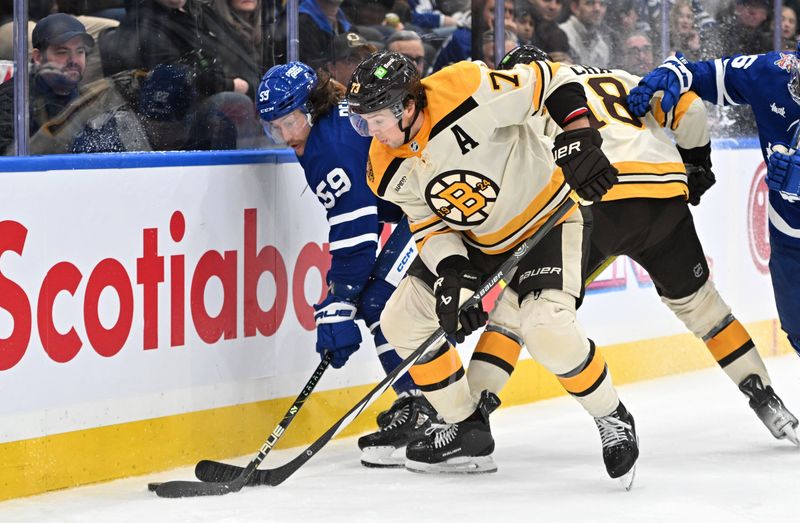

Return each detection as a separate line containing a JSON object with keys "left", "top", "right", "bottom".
{"left": 0, "top": 143, "right": 791, "bottom": 500}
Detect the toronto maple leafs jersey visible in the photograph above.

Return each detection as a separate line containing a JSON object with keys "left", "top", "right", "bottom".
{"left": 687, "top": 51, "right": 800, "bottom": 246}
{"left": 367, "top": 60, "right": 581, "bottom": 273}
{"left": 299, "top": 101, "right": 403, "bottom": 290}
{"left": 526, "top": 64, "right": 709, "bottom": 201}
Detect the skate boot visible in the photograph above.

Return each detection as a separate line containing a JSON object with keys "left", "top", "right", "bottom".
{"left": 738, "top": 374, "right": 800, "bottom": 446}
{"left": 358, "top": 393, "right": 438, "bottom": 468}
{"left": 594, "top": 402, "right": 639, "bottom": 491}
{"left": 404, "top": 390, "right": 500, "bottom": 474}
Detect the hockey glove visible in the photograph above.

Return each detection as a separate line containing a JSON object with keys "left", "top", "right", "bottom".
{"left": 553, "top": 127, "right": 618, "bottom": 202}
{"left": 314, "top": 295, "right": 362, "bottom": 368}
{"left": 767, "top": 144, "right": 800, "bottom": 202}
{"left": 434, "top": 256, "right": 488, "bottom": 344}
{"left": 627, "top": 52, "right": 694, "bottom": 117}
{"left": 678, "top": 143, "right": 716, "bottom": 206}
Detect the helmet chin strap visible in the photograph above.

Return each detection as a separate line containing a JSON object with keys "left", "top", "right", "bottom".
{"left": 397, "top": 104, "right": 422, "bottom": 144}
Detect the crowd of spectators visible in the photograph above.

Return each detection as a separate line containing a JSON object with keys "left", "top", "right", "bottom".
{"left": 1, "top": 0, "right": 799, "bottom": 155}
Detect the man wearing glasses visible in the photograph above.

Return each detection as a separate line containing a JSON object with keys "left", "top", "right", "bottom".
{"left": 386, "top": 31, "right": 428, "bottom": 76}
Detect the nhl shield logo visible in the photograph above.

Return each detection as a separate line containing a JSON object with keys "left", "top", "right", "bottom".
{"left": 410, "top": 140, "right": 420, "bottom": 152}
{"left": 425, "top": 170, "right": 498, "bottom": 226}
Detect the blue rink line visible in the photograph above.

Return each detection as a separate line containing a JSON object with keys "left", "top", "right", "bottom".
{"left": 0, "top": 138, "right": 760, "bottom": 173}
{"left": 0, "top": 148, "right": 297, "bottom": 173}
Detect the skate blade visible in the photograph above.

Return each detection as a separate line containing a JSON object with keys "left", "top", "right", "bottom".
{"left": 618, "top": 464, "right": 636, "bottom": 491}
{"left": 780, "top": 423, "right": 800, "bottom": 447}
{"left": 360, "top": 446, "right": 407, "bottom": 468}
{"left": 405, "top": 455, "right": 497, "bottom": 474}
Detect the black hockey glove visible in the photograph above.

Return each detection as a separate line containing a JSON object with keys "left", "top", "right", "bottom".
{"left": 553, "top": 127, "right": 619, "bottom": 202}
{"left": 678, "top": 143, "right": 716, "bottom": 206}
{"left": 434, "top": 256, "right": 488, "bottom": 344}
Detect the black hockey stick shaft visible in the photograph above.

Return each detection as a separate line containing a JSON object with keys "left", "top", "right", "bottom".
{"left": 153, "top": 353, "right": 332, "bottom": 498}
{"left": 196, "top": 193, "right": 580, "bottom": 488}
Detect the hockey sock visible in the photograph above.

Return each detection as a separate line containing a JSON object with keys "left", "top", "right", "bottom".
{"left": 466, "top": 328, "right": 523, "bottom": 398}
{"left": 372, "top": 324, "right": 417, "bottom": 395}
{"left": 704, "top": 315, "right": 769, "bottom": 385}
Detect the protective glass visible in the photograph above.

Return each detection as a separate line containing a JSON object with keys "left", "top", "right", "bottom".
{"left": 263, "top": 110, "right": 311, "bottom": 144}
{"left": 348, "top": 107, "right": 401, "bottom": 137}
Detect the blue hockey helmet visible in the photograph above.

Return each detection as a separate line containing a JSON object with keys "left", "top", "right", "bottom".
{"left": 498, "top": 45, "right": 550, "bottom": 70}
{"left": 256, "top": 62, "right": 317, "bottom": 122}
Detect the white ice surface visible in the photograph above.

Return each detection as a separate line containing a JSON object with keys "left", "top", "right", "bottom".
{"left": 3, "top": 356, "right": 800, "bottom": 523}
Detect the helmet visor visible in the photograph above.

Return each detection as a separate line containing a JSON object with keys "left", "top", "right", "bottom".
{"left": 348, "top": 107, "right": 401, "bottom": 137}
{"left": 263, "top": 110, "right": 311, "bottom": 144}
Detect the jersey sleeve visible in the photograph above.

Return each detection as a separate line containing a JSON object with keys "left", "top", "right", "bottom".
{"left": 471, "top": 60, "right": 587, "bottom": 129}
{"left": 310, "top": 147, "right": 380, "bottom": 293}
{"left": 651, "top": 91, "right": 710, "bottom": 150}
{"left": 688, "top": 54, "right": 769, "bottom": 107}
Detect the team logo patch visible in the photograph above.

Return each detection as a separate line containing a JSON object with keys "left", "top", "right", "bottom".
{"left": 774, "top": 53, "right": 795, "bottom": 72}
{"left": 425, "top": 170, "right": 498, "bottom": 226}
{"left": 366, "top": 159, "right": 375, "bottom": 183}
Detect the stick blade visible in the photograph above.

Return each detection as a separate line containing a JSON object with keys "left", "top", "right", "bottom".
{"left": 154, "top": 479, "right": 243, "bottom": 498}
{"left": 195, "top": 460, "right": 246, "bottom": 483}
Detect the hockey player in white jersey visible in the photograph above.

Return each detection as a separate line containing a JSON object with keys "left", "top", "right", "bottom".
{"left": 465, "top": 45, "right": 799, "bottom": 446}
{"left": 346, "top": 51, "right": 638, "bottom": 486}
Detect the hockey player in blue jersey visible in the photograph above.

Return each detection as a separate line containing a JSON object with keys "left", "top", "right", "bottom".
{"left": 627, "top": 48, "right": 800, "bottom": 366}
{"left": 256, "top": 62, "right": 437, "bottom": 467}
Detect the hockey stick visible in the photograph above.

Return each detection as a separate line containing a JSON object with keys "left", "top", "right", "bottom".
{"left": 192, "top": 193, "right": 581, "bottom": 491}
{"left": 153, "top": 353, "right": 332, "bottom": 498}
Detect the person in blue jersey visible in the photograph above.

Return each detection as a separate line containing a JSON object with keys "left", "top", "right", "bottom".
{"left": 627, "top": 47, "right": 800, "bottom": 369}
{"left": 256, "top": 61, "right": 437, "bottom": 468}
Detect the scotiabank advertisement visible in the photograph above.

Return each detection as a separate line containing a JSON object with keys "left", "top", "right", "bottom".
{"left": 0, "top": 146, "right": 778, "bottom": 444}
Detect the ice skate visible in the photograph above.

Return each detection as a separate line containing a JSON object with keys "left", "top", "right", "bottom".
{"left": 738, "top": 374, "right": 800, "bottom": 446}
{"left": 404, "top": 391, "right": 500, "bottom": 474}
{"left": 594, "top": 402, "right": 639, "bottom": 491}
{"left": 358, "top": 393, "right": 437, "bottom": 468}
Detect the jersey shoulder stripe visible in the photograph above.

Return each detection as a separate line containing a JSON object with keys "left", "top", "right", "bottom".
{"left": 367, "top": 144, "right": 404, "bottom": 198}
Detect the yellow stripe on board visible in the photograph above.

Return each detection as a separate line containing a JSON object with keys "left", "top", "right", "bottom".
{"left": 0, "top": 319, "right": 792, "bottom": 501}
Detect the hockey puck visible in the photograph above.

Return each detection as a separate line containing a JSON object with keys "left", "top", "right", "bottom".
{"left": 147, "top": 482, "right": 162, "bottom": 492}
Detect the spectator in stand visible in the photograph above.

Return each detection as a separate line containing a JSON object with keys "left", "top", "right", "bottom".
{"left": 431, "top": 0, "right": 515, "bottom": 71}
{"left": 670, "top": 0, "right": 702, "bottom": 61}
{"left": 559, "top": 0, "right": 610, "bottom": 67}
{"left": 101, "top": 0, "right": 265, "bottom": 149}
{"left": 386, "top": 29, "right": 428, "bottom": 75}
{"left": 481, "top": 28, "right": 518, "bottom": 67}
{"left": 537, "top": 17, "right": 571, "bottom": 62}
{"left": 605, "top": 0, "right": 652, "bottom": 70}
{"left": 708, "top": 0, "right": 772, "bottom": 56}
{"left": 403, "top": 0, "right": 467, "bottom": 34}
{"left": 0, "top": 0, "right": 118, "bottom": 85}
{"left": 71, "top": 64, "right": 197, "bottom": 152}
{"left": 621, "top": 31, "right": 653, "bottom": 76}
{"left": 212, "top": 0, "right": 262, "bottom": 64}
{"left": 296, "top": 0, "right": 353, "bottom": 69}
{"left": 528, "top": 0, "right": 563, "bottom": 24}
{"left": 781, "top": 4, "right": 798, "bottom": 50}
{"left": 325, "top": 31, "right": 376, "bottom": 85}
{"left": 515, "top": 7, "right": 536, "bottom": 45}
{"left": 27, "top": 64, "right": 198, "bottom": 154}
{"left": 0, "top": 13, "right": 94, "bottom": 154}
{"left": 102, "top": 0, "right": 259, "bottom": 97}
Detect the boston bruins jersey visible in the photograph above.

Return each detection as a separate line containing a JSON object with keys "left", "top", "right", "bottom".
{"left": 367, "top": 60, "right": 580, "bottom": 272}
{"left": 528, "top": 64, "right": 709, "bottom": 202}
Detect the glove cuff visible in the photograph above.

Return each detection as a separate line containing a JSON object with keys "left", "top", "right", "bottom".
{"left": 554, "top": 126, "right": 603, "bottom": 147}
{"left": 677, "top": 142, "right": 711, "bottom": 167}
{"left": 436, "top": 255, "right": 474, "bottom": 277}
